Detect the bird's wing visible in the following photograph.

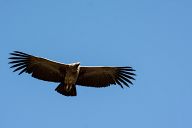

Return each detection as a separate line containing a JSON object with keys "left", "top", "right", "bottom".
{"left": 76, "top": 66, "right": 136, "bottom": 88}
{"left": 9, "top": 51, "right": 67, "bottom": 82}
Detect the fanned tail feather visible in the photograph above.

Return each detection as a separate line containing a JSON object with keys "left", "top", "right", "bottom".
{"left": 55, "top": 83, "right": 77, "bottom": 96}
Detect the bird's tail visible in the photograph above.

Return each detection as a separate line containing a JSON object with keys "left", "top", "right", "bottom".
{"left": 55, "top": 83, "right": 77, "bottom": 96}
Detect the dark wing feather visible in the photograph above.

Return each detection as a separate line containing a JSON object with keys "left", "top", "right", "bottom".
{"left": 76, "top": 66, "right": 136, "bottom": 88}
{"left": 9, "top": 51, "right": 67, "bottom": 82}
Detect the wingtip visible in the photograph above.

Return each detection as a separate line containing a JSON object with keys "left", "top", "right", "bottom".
{"left": 10, "top": 51, "right": 31, "bottom": 57}
{"left": 13, "top": 51, "right": 23, "bottom": 53}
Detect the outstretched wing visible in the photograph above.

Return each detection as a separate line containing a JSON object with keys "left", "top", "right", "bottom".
{"left": 76, "top": 66, "right": 136, "bottom": 88}
{"left": 9, "top": 51, "right": 67, "bottom": 82}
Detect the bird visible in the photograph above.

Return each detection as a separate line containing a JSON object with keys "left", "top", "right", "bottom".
{"left": 8, "top": 51, "right": 136, "bottom": 96}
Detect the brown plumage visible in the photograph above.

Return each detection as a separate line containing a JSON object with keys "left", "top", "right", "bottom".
{"left": 9, "top": 51, "right": 136, "bottom": 96}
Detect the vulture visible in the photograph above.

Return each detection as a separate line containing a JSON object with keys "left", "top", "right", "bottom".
{"left": 9, "top": 51, "right": 136, "bottom": 96}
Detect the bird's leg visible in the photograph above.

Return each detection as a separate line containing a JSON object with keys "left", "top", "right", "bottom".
{"left": 69, "top": 85, "right": 73, "bottom": 91}
{"left": 65, "top": 84, "right": 73, "bottom": 92}
{"left": 65, "top": 85, "right": 69, "bottom": 92}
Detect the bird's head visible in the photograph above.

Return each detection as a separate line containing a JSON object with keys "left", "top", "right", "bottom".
{"left": 68, "top": 62, "right": 80, "bottom": 73}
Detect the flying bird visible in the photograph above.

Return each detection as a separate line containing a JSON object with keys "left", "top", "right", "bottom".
{"left": 9, "top": 51, "right": 136, "bottom": 96}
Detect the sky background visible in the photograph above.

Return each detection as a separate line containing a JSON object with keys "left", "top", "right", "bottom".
{"left": 0, "top": 0, "right": 192, "bottom": 128}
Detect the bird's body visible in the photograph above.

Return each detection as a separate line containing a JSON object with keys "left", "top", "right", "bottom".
{"left": 64, "top": 63, "right": 80, "bottom": 90}
{"left": 9, "top": 51, "right": 136, "bottom": 96}
{"left": 56, "top": 62, "right": 80, "bottom": 96}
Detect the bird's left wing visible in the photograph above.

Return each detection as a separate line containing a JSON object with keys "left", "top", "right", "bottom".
{"left": 9, "top": 51, "right": 67, "bottom": 82}
{"left": 76, "top": 66, "right": 136, "bottom": 88}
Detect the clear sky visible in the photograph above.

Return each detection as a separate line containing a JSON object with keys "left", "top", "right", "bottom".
{"left": 0, "top": 0, "right": 192, "bottom": 128}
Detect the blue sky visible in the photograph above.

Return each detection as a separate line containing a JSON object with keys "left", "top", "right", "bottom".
{"left": 0, "top": 0, "right": 192, "bottom": 128}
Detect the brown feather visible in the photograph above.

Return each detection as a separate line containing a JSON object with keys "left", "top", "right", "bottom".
{"left": 9, "top": 51, "right": 136, "bottom": 96}
{"left": 9, "top": 51, "right": 67, "bottom": 82}
{"left": 76, "top": 66, "right": 135, "bottom": 88}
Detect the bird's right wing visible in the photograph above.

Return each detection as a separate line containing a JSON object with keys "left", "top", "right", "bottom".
{"left": 76, "top": 66, "right": 136, "bottom": 88}
{"left": 9, "top": 51, "right": 67, "bottom": 82}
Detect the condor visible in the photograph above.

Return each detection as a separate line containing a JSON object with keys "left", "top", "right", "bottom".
{"left": 9, "top": 51, "right": 136, "bottom": 96}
